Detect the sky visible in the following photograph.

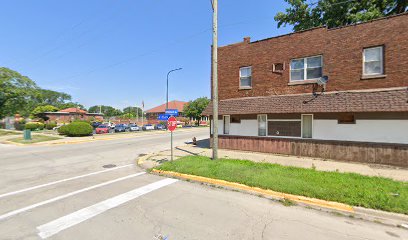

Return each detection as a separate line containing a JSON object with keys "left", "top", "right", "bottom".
{"left": 0, "top": 0, "right": 293, "bottom": 110}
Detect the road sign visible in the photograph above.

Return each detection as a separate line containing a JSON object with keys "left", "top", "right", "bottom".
{"left": 165, "top": 109, "right": 178, "bottom": 117}
{"left": 167, "top": 116, "right": 177, "bottom": 132}
{"left": 158, "top": 114, "right": 170, "bottom": 121}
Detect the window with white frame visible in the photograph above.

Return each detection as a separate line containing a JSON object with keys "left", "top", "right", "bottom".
{"left": 239, "top": 66, "right": 252, "bottom": 88}
{"left": 363, "top": 46, "right": 384, "bottom": 76}
{"left": 267, "top": 115, "right": 313, "bottom": 138}
{"left": 223, "top": 115, "right": 230, "bottom": 135}
{"left": 257, "top": 114, "right": 267, "bottom": 136}
{"left": 290, "top": 56, "right": 322, "bottom": 82}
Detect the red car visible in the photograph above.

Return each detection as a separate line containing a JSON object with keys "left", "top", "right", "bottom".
{"left": 95, "top": 125, "right": 110, "bottom": 134}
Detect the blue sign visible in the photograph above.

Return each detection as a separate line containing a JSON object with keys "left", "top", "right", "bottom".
{"left": 165, "top": 109, "right": 178, "bottom": 116}
{"left": 158, "top": 114, "right": 170, "bottom": 121}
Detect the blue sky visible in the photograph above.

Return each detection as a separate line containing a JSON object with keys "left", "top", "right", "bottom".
{"left": 0, "top": 0, "right": 292, "bottom": 110}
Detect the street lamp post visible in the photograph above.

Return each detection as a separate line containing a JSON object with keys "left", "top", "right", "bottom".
{"left": 166, "top": 68, "right": 182, "bottom": 110}
{"left": 166, "top": 68, "right": 182, "bottom": 161}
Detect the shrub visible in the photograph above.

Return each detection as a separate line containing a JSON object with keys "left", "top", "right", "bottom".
{"left": 63, "top": 122, "right": 93, "bottom": 137}
{"left": 58, "top": 125, "right": 69, "bottom": 135}
{"left": 37, "top": 123, "right": 45, "bottom": 130}
{"left": 25, "top": 122, "right": 39, "bottom": 130}
{"left": 46, "top": 122, "right": 57, "bottom": 130}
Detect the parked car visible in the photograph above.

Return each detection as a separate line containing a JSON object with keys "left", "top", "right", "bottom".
{"left": 103, "top": 122, "right": 115, "bottom": 129}
{"left": 95, "top": 125, "right": 110, "bottom": 134}
{"left": 142, "top": 124, "right": 154, "bottom": 131}
{"left": 129, "top": 124, "right": 140, "bottom": 131}
{"left": 114, "top": 124, "right": 128, "bottom": 132}
{"left": 91, "top": 122, "right": 102, "bottom": 129}
{"left": 155, "top": 124, "right": 166, "bottom": 130}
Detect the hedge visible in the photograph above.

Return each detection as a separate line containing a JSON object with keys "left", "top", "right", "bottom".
{"left": 58, "top": 125, "right": 69, "bottom": 135}
{"left": 58, "top": 122, "right": 93, "bottom": 137}
{"left": 25, "top": 122, "right": 44, "bottom": 131}
{"left": 46, "top": 122, "right": 57, "bottom": 130}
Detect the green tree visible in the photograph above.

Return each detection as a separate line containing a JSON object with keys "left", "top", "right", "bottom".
{"left": 123, "top": 106, "right": 143, "bottom": 117}
{"left": 88, "top": 105, "right": 122, "bottom": 117}
{"left": 0, "top": 67, "right": 84, "bottom": 118}
{"left": 35, "top": 89, "right": 72, "bottom": 108}
{"left": 275, "top": 0, "right": 407, "bottom": 31}
{"left": 59, "top": 102, "right": 85, "bottom": 110}
{"left": 183, "top": 97, "right": 210, "bottom": 125}
{"left": 31, "top": 105, "right": 59, "bottom": 120}
{"left": 0, "top": 67, "right": 38, "bottom": 118}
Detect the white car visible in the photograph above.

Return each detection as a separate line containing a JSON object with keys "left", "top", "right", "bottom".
{"left": 142, "top": 124, "right": 154, "bottom": 131}
{"left": 129, "top": 124, "right": 140, "bottom": 131}
{"left": 103, "top": 122, "right": 115, "bottom": 129}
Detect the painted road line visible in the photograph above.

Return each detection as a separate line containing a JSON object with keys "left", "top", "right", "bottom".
{"left": 37, "top": 178, "right": 178, "bottom": 239}
{"left": 0, "top": 172, "right": 146, "bottom": 221}
{"left": 0, "top": 164, "right": 134, "bottom": 199}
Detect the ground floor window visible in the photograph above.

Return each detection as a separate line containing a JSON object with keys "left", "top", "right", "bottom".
{"left": 223, "top": 115, "right": 230, "bottom": 135}
{"left": 268, "top": 120, "right": 301, "bottom": 137}
{"left": 258, "top": 114, "right": 267, "bottom": 136}
{"left": 266, "top": 114, "right": 313, "bottom": 138}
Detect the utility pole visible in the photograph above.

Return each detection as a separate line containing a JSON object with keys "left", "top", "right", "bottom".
{"left": 211, "top": 0, "right": 219, "bottom": 160}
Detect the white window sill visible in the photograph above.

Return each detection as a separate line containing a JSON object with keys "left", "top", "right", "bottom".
{"left": 288, "top": 80, "right": 317, "bottom": 86}
{"left": 239, "top": 87, "right": 252, "bottom": 90}
{"left": 361, "top": 74, "right": 386, "bottom": 80}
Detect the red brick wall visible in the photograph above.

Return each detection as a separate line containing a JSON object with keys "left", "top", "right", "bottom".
{"left": 216, "top": 135, "right": 408, "bottom": 167}
{"left": 217, "top": 14, "right": 408, "bottom": 100}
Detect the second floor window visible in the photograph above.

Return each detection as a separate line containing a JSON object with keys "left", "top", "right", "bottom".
{"left": 239, "top": 66, "right": 252, "bottom": 88}
{"left": 363, "top": 46, "right": 384, "bottom": 76}
{"left": 290, "top": 56, "right": 322, "bottom": 82}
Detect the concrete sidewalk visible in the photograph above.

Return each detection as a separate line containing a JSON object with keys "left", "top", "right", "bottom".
{"left": 140, "top": 141, "right": 408, "bottom": 182}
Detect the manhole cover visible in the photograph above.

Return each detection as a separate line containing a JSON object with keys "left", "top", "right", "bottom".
{"left": 103, "top": 164, "right": 117, "bottom": 169}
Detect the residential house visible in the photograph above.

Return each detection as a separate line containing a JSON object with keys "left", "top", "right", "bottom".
{"left": 45, "top": 108, "right": 104, "bottom": 123}
{"left": 204, "top": 13, "right": 408, "bottom": 167}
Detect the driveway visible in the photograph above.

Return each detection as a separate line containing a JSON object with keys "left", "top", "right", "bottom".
{"left": 0, "top": 128, "right": 407, "bottom": 240}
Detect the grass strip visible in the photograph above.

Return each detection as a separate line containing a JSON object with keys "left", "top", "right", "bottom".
{"left": 155, "top": 156, "right": 408, "bottom": 214}
{"left": 8, "top": 135, "right": 61, "bottom": 144}
{"left": 0, "top": 130, "right": 20, "bottom": 136}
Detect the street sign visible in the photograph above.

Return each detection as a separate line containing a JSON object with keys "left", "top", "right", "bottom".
{"left": 158, "top": 114, "right": 170, "bottom": 121}
{"left": 167, "top": 116, "right": 177, "bottom": 132}
{"left": 165, "top": 109, "right": 178, "bottom": 117}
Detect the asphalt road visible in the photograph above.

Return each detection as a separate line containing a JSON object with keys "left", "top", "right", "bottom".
{"left": 0, "top": 128, "right": 407, "bottom": 240}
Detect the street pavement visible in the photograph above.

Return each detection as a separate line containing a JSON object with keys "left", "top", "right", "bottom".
{"left": 0, "top": 127, "right": 407, "bottom": 240}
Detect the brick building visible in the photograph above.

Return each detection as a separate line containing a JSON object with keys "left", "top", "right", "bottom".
{"left": 145, "top": 100, "right": 187, "bottom": 121}
{"left": 204, "top": 13, "right": 408, "bottom": 167}
{"left": 45, "top": 108, "right": 104, "bottom": 123}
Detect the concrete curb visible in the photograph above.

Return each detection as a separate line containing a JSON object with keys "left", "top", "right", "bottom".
{"left": 151, "top": 169, "right": 408, "bottom": 229}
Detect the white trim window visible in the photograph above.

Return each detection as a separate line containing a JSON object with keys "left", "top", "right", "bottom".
{"left": 267, "top": 114, "right": 313, "bottom": 138}
{"left": 290, "top": 56, "right": 322, "bottom": 82}
{"left": 239, "top": 66, "right": 252, "bottom": 88}
{"left": 223, "top": 115, "right": 230, "bottom": 135}
{"left": 363, "top": 46, "right": 384, "bottom": 76}
{"left": 257, "top": 114, "right": 267, "bottom": 136}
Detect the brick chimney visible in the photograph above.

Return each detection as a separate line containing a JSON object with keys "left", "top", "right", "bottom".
{"left": 243, "top": 36, "right": 251, "bottom": 43}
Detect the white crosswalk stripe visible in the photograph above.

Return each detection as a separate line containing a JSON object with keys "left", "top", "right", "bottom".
{"left": 0, "top": 164, "right": 134, "bottom": 199}
{"left": 37, "top": 178, "right": 178, "bottom": 239}
{"left": 0, "top": 172, "right": 145, "bottom": 221}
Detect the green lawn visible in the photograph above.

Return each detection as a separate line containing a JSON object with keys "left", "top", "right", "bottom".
{"left": 8, "top": 135, "right": 61, "bottom": 144}
{"left": 0, "top": 129, "right": 20, "bottom": 136}
{"left": 155, "top": 156, "right": 408, "bottom": 214}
